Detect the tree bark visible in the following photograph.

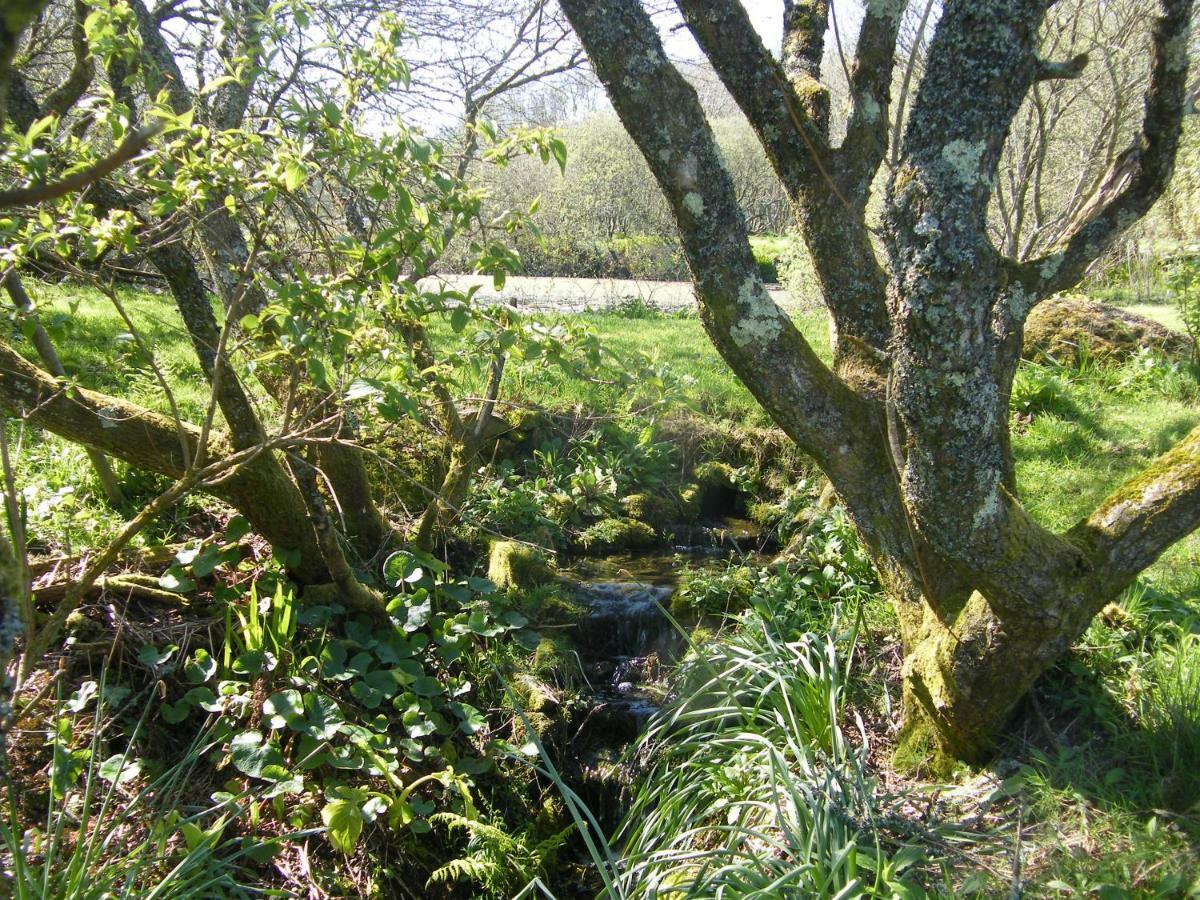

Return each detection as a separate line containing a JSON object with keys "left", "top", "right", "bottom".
{"left": 0, "top": 338, "right": 330, "bottom": 585}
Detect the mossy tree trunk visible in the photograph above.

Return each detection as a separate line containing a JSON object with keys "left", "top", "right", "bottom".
{"left": 561, "top": 0, "right": 1198, "bottom": 760}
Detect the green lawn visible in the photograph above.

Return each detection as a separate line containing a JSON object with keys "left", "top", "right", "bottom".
{"left": 20, "top": 279, "right": 1199, "bottom": 595}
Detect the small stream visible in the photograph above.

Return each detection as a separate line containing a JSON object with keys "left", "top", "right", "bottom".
{"left": 554, "top": 518, "right": 773, "bottom": 830}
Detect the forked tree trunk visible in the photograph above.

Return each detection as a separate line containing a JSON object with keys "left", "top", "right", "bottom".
{"left": 560, "top": 0, "right": 1199, "bottom": 763}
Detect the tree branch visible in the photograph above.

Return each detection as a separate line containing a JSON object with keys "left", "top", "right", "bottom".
{"left": 1073, "top": 424, "right": 1200, "bottom": 602}
{"left": 674, "top": 0, "right": 832, "bottom": 195}
{"left": 0, "top": 337, "right": 330, "bottom": 583}
{"left": 676, "top": 0, "right": 891, "bottom": 355}
{"left": 43, "top": 0, "right": 94, "bottom": 117}
{"left": 781, "top": 1, "right": 829, "bottom": 85}
{"left": 1016, "top": 0, "right": 1194, "bottom": 305}
{"left": 0, "top": 123, "right": 162, "bottom": 209}
{"left": 835, "top": 0, "right": 906, "bottom": 198}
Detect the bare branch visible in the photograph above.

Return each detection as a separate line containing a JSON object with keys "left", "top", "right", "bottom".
{"left": 1017, "top": 0, "right": 1194, "bottom": 305}
{"left": 1034, "top": 51, "right": 1089, "bottom": 81}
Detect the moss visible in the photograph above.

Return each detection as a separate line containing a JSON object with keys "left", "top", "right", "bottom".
{"left": 532, "top": 632, "right": 582, "bottom": 691}
{"left": 577, "top": 517, "right": 658, "bottom": 552}
{"left": 1024, "top": 295, "right": 1190, "bottom": 365}
{"left": 892, "top": 713, "right": 962, "bottom": 780}
{"left": 621, "top": 492, "right": 675, "bottom": 529}
{"left": 488, "top": 540, "right": 555, "bottom": 591}
{"left": 520, "top": 584, "right": 588, "bottom": 626}
{"left": 693, "top": 460, "right": 737, "bottom": 490}
{"left": 747, "top": 500, "right": 781, "bottom": 526}
{"left": 676, "top": 483, "right": 702, "bottom": 522}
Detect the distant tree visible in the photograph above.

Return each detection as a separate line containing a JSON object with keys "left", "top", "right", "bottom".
{"left": 559, "top": 0, "right": 1197, "bottom": 761}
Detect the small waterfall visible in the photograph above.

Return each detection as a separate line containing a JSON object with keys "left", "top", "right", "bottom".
{"left": 568, "top": 581, "right": 678, "bottom": 750}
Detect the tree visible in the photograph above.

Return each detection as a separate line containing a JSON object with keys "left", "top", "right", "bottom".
{"left": 558, "top": 0, "right": 1198, "bottom": 762}
{"left": 0, "top": 0, "right": 598, "bottom": 670}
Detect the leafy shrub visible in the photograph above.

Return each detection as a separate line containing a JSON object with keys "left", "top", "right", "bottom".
{"left": 609, "top": 296, "right": 664, "bottom": 319}
{"left": 670, "top": 561, "right": 757, "bottom": 618}
{"left": 149, "top": 558, "right": 535, "bottom": 858}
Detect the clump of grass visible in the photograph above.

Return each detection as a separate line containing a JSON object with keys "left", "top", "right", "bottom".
{"left": 1138, "top": 632, "right": 1200, "bottom": 812}
{"left": 2, "top": 673, "right": 282, "bottom": 899}
{"left": 616, "top": 586, "right": 932, "bottom": 897}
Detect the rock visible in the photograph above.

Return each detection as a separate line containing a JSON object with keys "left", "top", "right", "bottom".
{"left": 693, "top": 460, "right": 738, "bottom": 490}
{"left": 1023, "top": 295, "right": 1190, "bottom": 365}
{"left": 577, "top": 517, "right": 658, "bottom": 553}
{"left": 453, "top": 404, "right": 512, "bottom": 441}
{"left": 620, "top": 492, "right": 675, "bottom": 529}
{"left": 487, "top": 540, "right": 554, "bottom": 590}
{"left": 692, "top": 461, "right": 742, "bottom": 516}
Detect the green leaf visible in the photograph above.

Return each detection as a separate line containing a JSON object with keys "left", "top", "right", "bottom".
{"left": 138, "top": 643, "right": 178, "bottom": 668}
{"left": 307, "top": 357, "right": 328, "bottom": 387}
{"left": 450, "top": 307, "right": 469, "bottom": 333}
{"left": 158, "top": 570, "right": 196, "bottom": 592}
{"left": 411, "top": 676, "right": 443, "bottom": 698}
{"left": 322, "top": 798, "right": 364, "bottom": 854}
{"left": 350, "top": 681, "right": 383, "bottom": 709}
{"left": 225, "top": 516, "right": 251, "bottom": 541}
{"left": 241, "top": 837, "right": 283, "bottom": 863}
{"left": 183, "top": 648, "right": 217, "bottom": 683}
{"left": 263, "top": 689, "right": 305, "bottom": 730}
{"left": 302, "top": 693, "right": 345, "bottom": 740}
{"left": 98, "top": 754, "right": 141, "bottom": 784}
{"left": 550, "top": 137, "right": 567, "bottom": 175}
{"left": 230, "top": 730, "right": 285, "bottom": 779}
{"left": 284, "top": 160, "right": 307, "bottom": 193}
{"left": 448, "top": 702, "right": 486, "bottom": 735}
{"left": 160, "top": 699, "right": 192, "bottom": 724}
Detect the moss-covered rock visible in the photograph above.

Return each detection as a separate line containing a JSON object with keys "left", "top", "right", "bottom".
{"left": 693, "top": 460, "right": 738, "bottom": 490}
{"left": 1023, "top": 295, "right": 1190, "bottom": 364}
{"left": 519, "top": 584, "right": 588, "bottom": 626}
{"left": 676, "top": 483, "right": 703, "bottom": 522}
{"left": 577, "top": 517, "right": 658, "bottom": 552}
{"left": 532, "top": 632, "right": 583, "bottom": 691}
{"left": 747, "top": 499, "right": 781, "bottom": 526}
{"left": 488, "top": 540, "right": 555, "bottom": 590}
{"left": 620, "top": 492, "right": 675, "bottom": 529}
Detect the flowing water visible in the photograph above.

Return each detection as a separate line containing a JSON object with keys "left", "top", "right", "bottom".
{"left": 554, "top": 518, "right": 774, "bottom": 829}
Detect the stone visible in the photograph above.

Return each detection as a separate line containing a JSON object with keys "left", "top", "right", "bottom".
{"left": 1023, "top": 295, "right": 1190, "bottom": 365}
{"left": 487, "top": 540, "right": 555, "bottom": 590}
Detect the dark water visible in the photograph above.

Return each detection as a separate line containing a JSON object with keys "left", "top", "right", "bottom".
{"left": 556, "top": 519, "right": 772, "bottom": 829}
